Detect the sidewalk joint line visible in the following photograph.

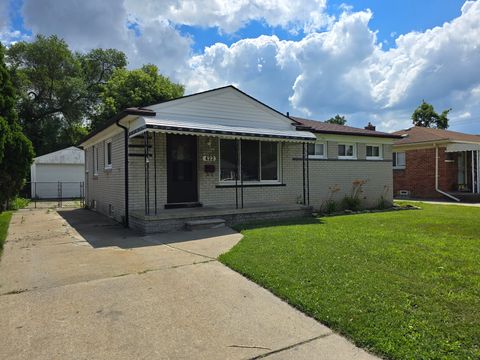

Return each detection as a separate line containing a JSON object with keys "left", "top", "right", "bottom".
{"left": 248, "top": 332, "right": 333, "bottom": 359}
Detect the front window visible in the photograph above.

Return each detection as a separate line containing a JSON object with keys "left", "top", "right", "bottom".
{"left": 366, "top": 145, "right": 382, "bottom": 160}
{"left": 307, "top": 142, "right": 326, "bottom": 159}
{"left": 220, "top": 139, "right": 237, "bottom": 181}
{"left": 241, "top": 140, "right": 260, "bottom": 181}
{"left": 338, "top": 143, "right": 356, "bottom": 159}
{"left": 219, "top": 139, "right": 279, "bottom": 182}
{"left": 393, "top": 152, "right": 406, "bottom": 169}
{"left": 260, "top": 141, "right": 278, "bottom": 180}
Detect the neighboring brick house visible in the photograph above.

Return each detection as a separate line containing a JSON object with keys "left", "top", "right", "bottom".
{"left": 392, "top": 126, "right": 480, "bottom": 201}
{"left": 80, "top": 86, "right": 400, "bottom": 233}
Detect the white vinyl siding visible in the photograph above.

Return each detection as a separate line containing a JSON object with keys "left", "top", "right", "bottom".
{"left": 149, "top": 87, "right": 294, "bottom": 131}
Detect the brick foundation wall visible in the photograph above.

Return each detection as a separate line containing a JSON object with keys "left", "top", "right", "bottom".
{"left": 393, "top": 147, "right": 458, "bottom": 199}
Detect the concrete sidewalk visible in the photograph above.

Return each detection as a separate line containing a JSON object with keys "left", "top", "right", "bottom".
{"left": 400, "top": 200, "right": 480, "bottom": 207}
{"left": 0, "top": 208, "right": 378, "bottom": 360}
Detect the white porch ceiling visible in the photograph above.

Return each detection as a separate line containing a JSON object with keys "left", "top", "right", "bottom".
{"left": 445, "top": 142, "right": 480, "bottom": 152}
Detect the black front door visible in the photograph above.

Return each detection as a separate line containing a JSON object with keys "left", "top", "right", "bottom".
{"left": 167, "top": 134, "right": 198, "bottom": 203}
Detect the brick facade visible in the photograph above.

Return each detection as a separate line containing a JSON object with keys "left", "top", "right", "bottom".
{"left": 86, "top": 133, "right": 394, "bottom": 231}
{"left": 393, "top": 147, "right": 459, "bottom": 199}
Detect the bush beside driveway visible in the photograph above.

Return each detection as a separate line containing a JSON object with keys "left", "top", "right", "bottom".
{"left": 0, "top": 211, "right": 12, "bottom": 257}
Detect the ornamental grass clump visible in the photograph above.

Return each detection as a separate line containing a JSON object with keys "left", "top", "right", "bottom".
{"left": 321, "top": 184, "right": 341, "bottom": 214}
{"left": 341, "top": 179, "right": 367, "bottom": 211}
{"left": 376, "top": 185, "right": 391, "bottom": 210}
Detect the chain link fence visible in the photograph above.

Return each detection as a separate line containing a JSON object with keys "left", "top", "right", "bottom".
{"left": 19, "top": 182, "right": 85, "bottom": 208}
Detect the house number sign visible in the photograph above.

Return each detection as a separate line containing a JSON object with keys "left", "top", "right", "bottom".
{"left": 202, "top": 155, "right": 216, "bottom": 162}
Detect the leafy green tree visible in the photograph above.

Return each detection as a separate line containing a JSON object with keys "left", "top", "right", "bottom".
{"left": 411, "top": 100, "right": 451, "bottom": 129}
{"left": 93, "top": 64, "right": 184, "bottom": 130}
{"left": 7, "top": 35, "right": 126, "bottom": 155}
{"left": 0, "top": 43, "right": 34, "bottom": 210}
{"left": 325, "top": 114, "right": 347, "bottom": 125}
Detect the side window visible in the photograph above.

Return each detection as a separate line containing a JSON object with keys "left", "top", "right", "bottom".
{"left": 105, "top": 139, "right": 112, "bottom": 169}
{"left": 338, "top": 143, "right": 356, "bottom": 159}
{"left": 393, "top": 152, "right": 406, "bottom": 169}
{"left": 307, "top": 142, "right": 326, "bottom": 158}
{"left": 366, "top": 145, "right": 382, "bottom": 160}
{"left": 93, "top": 146, "right": 99, "bottom": 175}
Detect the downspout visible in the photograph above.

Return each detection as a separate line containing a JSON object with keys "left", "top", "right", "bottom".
{"left": 435, "top": 144, "right": 460, "bottom": 202}
{"left": 116, "top": 119, "right": 130, "bottom": 227}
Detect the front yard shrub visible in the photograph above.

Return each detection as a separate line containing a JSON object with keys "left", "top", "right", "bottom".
{"left": 341, "top": 179, "right": 367, "bottom": 211}
{"left": 341, "top": 195, "right": 361, "bottom": 211}
{"left": 321, "top": 184, "right": 340, "bottom": 214}
{"left": 8, "top": 197, "right": 30, "bottom": 210}
{"left": 0, "top": 211, "right": 12, "bottom": 256}
{"left": 376, "top": 185, "right": 392, "bottom": 210}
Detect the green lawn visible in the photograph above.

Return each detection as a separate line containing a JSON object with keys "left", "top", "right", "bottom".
{"left": 219, "top": 203, "right": 480, "bottom": 359}
{"left": 0, "top": 211, "right": 13, "bottom": 257}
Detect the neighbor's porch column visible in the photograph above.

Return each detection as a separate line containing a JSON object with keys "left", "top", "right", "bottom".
{"left": 472, "top": 150, "right": 475, "bottom": 194}
{"left": 477, "top": 150, "right": 480, "bottom": 194}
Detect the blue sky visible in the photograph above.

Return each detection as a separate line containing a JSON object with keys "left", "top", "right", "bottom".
{"left": 1, "top": 0, "right": 479, "bottom": 133}
{"left": 328, "top": 1, "right": 466, "bottom": 47}
{"left": 179, "top": 1, "right": 467, "bottom": 53}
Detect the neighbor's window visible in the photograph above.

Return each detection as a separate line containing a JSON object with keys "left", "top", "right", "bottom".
{"left": 105, "top": 139, "right": 112, "bottom": 169}
{"left": 366, "top": 144, "right": 382, "bottom": 160}
{"left": 307, "top": 142, "right": 326, "bottom": 159}
{"left": 338, "top": 143, "right": 356, "bottom": 159}
{"left": 93, "top": 145, "right": 99, "bottom": 175}
{"left": 219, "top": 139, "right": 279, "bottom": 182}
{"left": 393, "top": 152, "right": 406, "bottom": 169}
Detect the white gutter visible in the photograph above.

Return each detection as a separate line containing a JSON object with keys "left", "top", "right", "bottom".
{"left": 435, "top": 144, "right": 460, "bottom": 202}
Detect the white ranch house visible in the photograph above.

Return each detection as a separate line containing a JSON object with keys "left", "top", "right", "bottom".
{"left": 80, "top": 86, "right": 400, "bottom": 233}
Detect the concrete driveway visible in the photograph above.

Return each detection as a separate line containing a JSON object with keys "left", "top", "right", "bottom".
{"left": 0, "top": 208, "right": 377, "bottom": 360}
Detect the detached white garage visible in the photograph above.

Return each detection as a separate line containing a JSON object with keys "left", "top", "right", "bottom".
{"left": 30, "top": 146, "right": 85, "bottom": 199}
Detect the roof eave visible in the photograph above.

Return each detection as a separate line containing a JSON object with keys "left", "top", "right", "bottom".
{"left": 308, "top": 128, "right": 402, "bottom": 139}
{"left": 79, "top": 108, "right": 156, "bottom": 147}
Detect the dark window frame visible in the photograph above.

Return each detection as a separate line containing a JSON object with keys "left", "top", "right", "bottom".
{"left": 218, "top": 139, "right": 280, "bottom": 183}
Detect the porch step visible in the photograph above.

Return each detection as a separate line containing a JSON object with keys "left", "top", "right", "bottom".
{"left": 165, "top": 202, "right": 202, "bottom": 209}
{"left": 185, "top": 218, "right": 226, "bottom": 231}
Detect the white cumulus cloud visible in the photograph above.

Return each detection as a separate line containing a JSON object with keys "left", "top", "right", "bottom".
{"left": 125, "top": 0, "right": 332, "bottom": 34}
{"left": 183, "top": 2, "right": 480, "bottom": 132}
{"left": 4, "top": 0, "right": 480, "bottom": 133}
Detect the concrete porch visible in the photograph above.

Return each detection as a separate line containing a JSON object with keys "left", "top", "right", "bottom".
{"left": 129, "top": 203, "right": 313, "bottom": 234}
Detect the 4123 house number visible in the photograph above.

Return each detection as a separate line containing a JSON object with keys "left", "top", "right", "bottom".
{"left": 202, "top": 155, "right": 216, "bottom": 162}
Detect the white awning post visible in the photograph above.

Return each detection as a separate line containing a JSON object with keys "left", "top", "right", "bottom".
{"left": 477, "top": 150, "right": 480, "bottom": 194}
{"left": 472, "top": 150, "right": 475, "bottom": 194}
{"left": 435, "top": 145, "right": 460, "bottom": 202}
